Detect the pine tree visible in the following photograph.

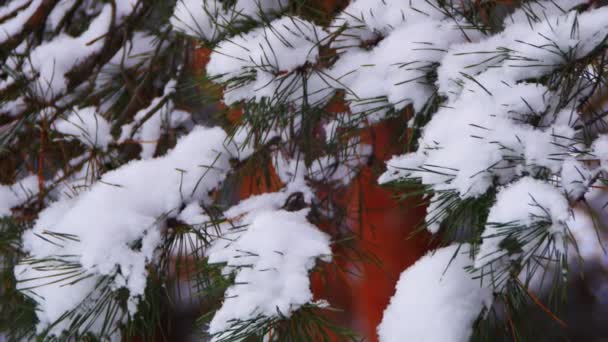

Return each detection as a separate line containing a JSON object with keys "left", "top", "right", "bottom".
{"left": 0, "top": 0, "right": 607, "bottom": 341}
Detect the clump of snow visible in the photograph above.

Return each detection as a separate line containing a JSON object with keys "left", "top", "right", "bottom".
{"left": 438, "top": 6, "right": 608, "bottom": 101}
{"left": 326, "top": 0, "right": 479, "bottom": 119}
{"left": 0, "top": 175, "right": 38, "bottom": 216}
{"left": 46, "top": 0, "right": 79, "bottom": 31}
{"left": 566, "top": 206, "right": 607, "bottom": 266}
{"left": 309, "top": 139, "right": 372, "bottom": 186}
{"left": 380, "top": 4, "right": 608, "bottom": 207}
{"left": 0, "top": 0, "right": 43, "bottom": 44}
{"left": 503, "top": 0, "right": 587, "bottom": 27}
{"left": 379, "top": 81, "right": 575, "bottom": 198}
{"left": 378, "top": 244, "right": 492, "bottom": 342}
{"left": 207, "top": 208, "right": 331, "bottom": 338}
{"left": 593, "top": 135, "right": 608, "bottom": 170}
{"left": 106, "top": 31, "right": 162, "bottom": 70}
{"left": 475, "top": 177, "right": 570, "bottom": 281}
{"left": 16, "top": 126, "right": 235, "bottom": 336}
{"left": 179, "top": 185, "right": 331, "bottom": 339}
{"left": 207, "top": 16, "right": 329, "bottom": 105}
{"left": 171, "top": 0, "right": 287, "bottom": 41}
{"left": 331, "top": 0, "right": 470, "bottom": 45}
{"left": 117, "top": 80, "right": 193, "bottom": 159}
{"left": 26, "top": 5, "right": 112, "bottom": 100}
{"left": 328, "top": 20, "right": 478, "bottom": 116}
{"left": 54, "top": 107, "right": 112, "bottom": 150}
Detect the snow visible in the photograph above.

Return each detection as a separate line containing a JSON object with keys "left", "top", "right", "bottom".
{"left": 207, "top": 16, "right": 329, "bottom": 105}
{"left": 566, "top": 206, "right": 607, "bottom": 266}
{"left": 171, "top": 0, "right": 287, "bottom": 40}
{"left": 378, "top": 244, "right": 492, "bottom": 342}
{"left": 593, "top": 134, "right": 608, "bottom": 170}
{"left": 328, "top": 20, "right": 478, "bottom": 114}
{"left": 0, "top": 175, "right": 38, "bottom": 216}
{"left": 475, "top": 177, "right": 570, "bottom": 273}
{"left": 379, "top": 3, "right": 608, "bottom": 205}
{"left": 16, "top": 126, "right": 235, "bottom": 336}
{"left": 4, "top": 0, "right": 608, "bottom": 340}
{"left": 503, "top": 0, "right": 587, "bottom": 27}
{"left": 560, "top": 158, "right": 596, "bottom": 201}
{"left": 438, "top": 6, "right": 608, "bottom": 102}
{"left": 178, "top": 181, "right": 332, "bottom": 339}
{"left": 118, "top": 80, "right": 184, "bottom": 159}
{"left": 107, "top": 31, "right": 161, "bottom": 70}
{"left": 0, "top": 0, "right": 43, "bottom": 44}
{"left": 379, "top": 80, "right": 574, "bottom": 198}
{"left": 205, "top": 196, "right": 331, "bottom": 338}
{"left": 54, "top": 107, "right": 112, "bottom": 150}
{"left": 0, "top": 0, "right": 30, "bottom": 19}
{"left": 325, "top": 1, "right": 480, "bottom": 119}
{"left": 308, "top": 139, "right": 372, "bottom": 186}
{"left": 46, "top": 0, "right": 78, "bottom": 31}
{"left": 27, "top": 5, "right": 113, "bottom": 100}
{"left": 331, "top": 0, "right": 469, "bottom": 42}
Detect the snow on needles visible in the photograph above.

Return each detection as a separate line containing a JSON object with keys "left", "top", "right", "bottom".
{"left": 475, "top": 178, "right": 570, "bottom": 274}
{"left": 207, "top": 16, "right": 329, "bottom": 105}
{"left": 378, "top": 244, "right": 492, "bottom": 342}
{"left": 25, "top": 5, "right": 113, "bottom": 99}
{"left": 15, "top": 126, "right": 235, "bottom": 335}
{"left": 0, "top": 175, "right": 38, "bottom": 216}
{"left": 380, "top": 4, "right": 608, "bottom": 201}
{"left": 54, "top": 107, "right": 112, "bottom": 150}
{"left": 207, "top": 208, "right": 331, "bottom": 338}
{"left": 375, "top": 2, "right": 608, "bottom": 341}
{"left": 327, "top": 0, "right": 479, "bottom": 117}
{"left": 178, "top": 189, "right": 332, "bottom": 340}
{"left": 171, "top": 0, "right": 287, "bottom": 41}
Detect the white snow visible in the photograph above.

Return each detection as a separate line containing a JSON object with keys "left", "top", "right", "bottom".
{"left": 0, "top": 175, "right": 38, "bottom": 216}
{"left": 207, "top": 16, "right": 329, "bottom": 105}
{"left": 204, "top": 192, "right": 331, "bottom": 338}
{"left": 475, "top": 177, "right": 570, "bottom": 272}
{"left": 54, "top": 107, "right": 112, "bottom": 150}
{"left": 378, "top": 244, "right": 492, "bottom": 342}
{"left": 118, "top": 80, "right": 182, "bottom": 159}
{"left": 171, "top": 0, "right": 287, "bottom": 40}
{"left": 327, "top": 0, "right": 479, "bottom": 117}
{"left": 0, "top": 0, "right": 43, "bottom": 44}
{"left": 27, "top": 5, "right": 113, "bottom": 100}
{"left": 16, "top": 126, "right": 235, "bottom": 336}
{"left": 438, "top": 6, "right": 608, "bottom": 101}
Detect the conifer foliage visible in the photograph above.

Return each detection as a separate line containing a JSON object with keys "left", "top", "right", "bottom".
{"left": 0, "top": 0, "right": 607, "bottom": 341}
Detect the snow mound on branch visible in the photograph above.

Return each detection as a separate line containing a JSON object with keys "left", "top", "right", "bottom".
{"left": 380, "top": 5, "right": 608, "bottom": 205}
{"left": 181, "top": 189, "right": 331, "bottom": 339}
{"left": 207, "top": 16, "right": 329, "bottom": 105}
{"left": 378, "top": 244, "right": 491, "bottom": 342}
{"left": 324, "top": 0, "right": 480, "bottom": 121}
{"left": 504, "top": 0, "right": 587, "bottom": 26}
{"left": 15, "top": 126, "right": 234, "bottom": 336}
{"left": 328, "top": 19, "right": 478, "bottom": 116}
{"left": 54, "top": 107, "right": 112, "bottom": 150}
{"left": 438, "top": 5, "right": 608, "bottom": 102}
{"left": 379, "top": 80, "right": 575, "bottom": 198}
{"left": 26, "top": 5, "right": 112, "bottom": 100}
{"left": 476, "top": 177, "right": 570, "bottom": 269}
{"left": 207, "top": 208, "right": 331, "bottom": 337}
{"left": 0, "top": 175, "right": 38, "bottom": 216}
{"left": 171, "top": 0, "right": 287, "bottom": 41}
{"left": 0, "top": 0, "right": 43, "bottom": 44}
{"left": 331, "top": 0, "right": 471, "bottom": 45}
